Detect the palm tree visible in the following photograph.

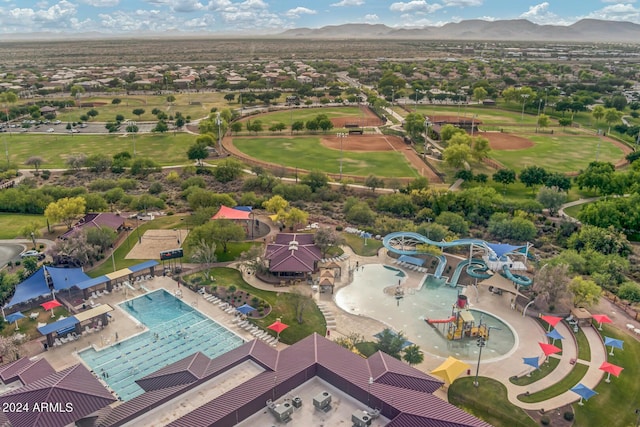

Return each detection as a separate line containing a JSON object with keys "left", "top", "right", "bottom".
{"left": 190, "top": 239, "right": 217, "bottom": 279}
{"left": 402, "top": 345, "right": 424, "bottom": 366}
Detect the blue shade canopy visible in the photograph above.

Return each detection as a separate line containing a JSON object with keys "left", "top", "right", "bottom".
{"left": 4, "top": 268, "right": 50, "bottom": 309}
{"left": 604, "top": 337, "right": 624, "bottom": 350}
{"left": 571, "top": 383, "right": 598, "bottom": 401}
{"left": 398, "top": 255, "right": 425, "bottom": 266}
{"left": 128, "top": 260, "right": 159, "bottom": 273}
{"left": 546, "top": 328, "right": 565, "bottom": 341}
{"left": 45, "top": 266, "right": 91, "bottom": 290}
{"left": 5, "top": 312, "right": 25, "bottom": 323}
{"left": 236, "top": 304, "right": 256, "bottom": 315}
{"left": 75, "top": 276, "right": 109, "bottom": 290}
{"left": 523, "top": 356, "right": 539, "bottom": 370}
{"left": 485, "top": 243, "right": 526, "bottom": 258}
{"left": 37, "top": 316, "right": 79, "bottom": 336}
{"left": 234, "top": 206, "right": 253, "bottom": 212}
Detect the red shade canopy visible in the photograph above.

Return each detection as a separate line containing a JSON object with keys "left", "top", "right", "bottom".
{"left": 592, "top": 314, "right": 612, "bottom": 325}
{"left": 599, "top": 361, "right": 624, "bottom": 377}
{"left": 267, "top": 319, "right": 289, "bottom": 335}
{"left": 539, "top": 342, "right": 562, "bottom": 356}
{"left": 40, "top": 300, "right": 62, "bottom": 311}
{"left": 540, "top": 315, "right": 562, "bottom": 327}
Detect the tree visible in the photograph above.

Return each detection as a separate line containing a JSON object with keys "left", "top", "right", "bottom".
{"left": 0, "top": 335, "right": 21, "bottom": 364}
{"left": 230, "top": 121, "right": 243, "bottom": 134}
{"left": 86, "top": 154, "right": 112, "bottom": 173}
{"left": 364, "top": 174, "right": 384, "bottom": 192}
{"left": 66, "top": 153, "right": 87, "bottom": 171}
{"left": 575, "top": 161, "right": 615, "bottom": 194}
{"left": 70, "top": 84, "right": 85, "bottom": 99}
{"left": 291, "top": 120, "right": 305, "bottom": 132}
{"left": 314, "top": 228, "right": 345, "bottom": 257}
{"left": 132, "top": 108, "right": 145, "bottom": 118}
{"left": 493, "top": 168, "right": 516, "bottom": 193}
{"left": 544, "top": 172, "right": 571, "bottom": 192}
{"left": 214, "top": 159, "right": 243, "bottom": 183}
{"left": 190, "top": 239, "right": 217, "bottom": 279}
{"left": 284, "top": 207, "right": 309, "bottom": 230}
{"left": 166, "top": 95, "right": 176, "bottom": 104}
{"left": 443, "top": 143, "right": 471, "bottom": 168}
{"left": 187, "top": 142, "right": 209, "bottom": 165}
{"left": 569, "top": 276, "right": 602, "bottom": 308}
{"left": 289, "top": 287, "right": 312, "bottom": 324}
{"left": 130, "top": 158, "right": 160, "bottom": 176}
{"left": 263, "top": 195, "right": 288, "bottom": 214}
{"left": 403, "top": 112, "right": 426, "bottom": 141}
{"left": 375, "top": 328, "right": 406, "bottom": 359}
{"left": 301, "top": 170, "right": 328, "bottom": 192}
{"left": 567, "top": 225, "right": 632, "bottom": 257}
{"left": 190, "top": 219, "right": 245, "bottom": 253}
{"left": 238, "top": 245, "right": 268, "bottom": 276}
{"left": 488, "top": 212, "right": 537, "bottom": 241}
{"left": 22, "top": 256, "right": 39, "bottom": 275}
{"left": 519, "top": 166, "right": 548, "bottom": 192}
{"left": 44, "top": 197, "right": 86, "bottom": 229}
{"left": 536, "top": 186, "right": 567, "bottom": 215}
{"left": 558, "top": 117, "right": 573, "bottom": 128}
{"left": 436, "top": 211, "right": 469, "bottom": 235}
{"left": 153, "top": 120, "right": 168, "bottom": 133}
{"left": 86, "top": 227, "right": 116, "bottom": 252}
{"left": 224, "top": 93, "right": 235, "bottom": 102}
{"left": 87, "top": 109, "right": 99, "bottom": 120}
{"left": 592, "top": 105, "right": 605, "bottom": 122}
{"left": 471, "top": 136, "right": 490, "bottom": 161}
{"left": 25, "top": 156, "right": 45, "bottom": 173}
{"left": 533, "top": 264, "right": 571, "bottom": 312}
{"left": 402, "top": 344, "right": 424, "bottom": 366}
{"left": 20, "top": 222, "right": 41, "bottom": 247}
{"left": 112, "top": 98, "right": 121, "bottom": 105}
{"left": 537, "top": 114, "right": 550, "bottom": 130}
{"left": 472, "top": 87, "right": 488, "bottom": 103}
{"left": 604, "top": 108, "right": 622, "bottom": 134}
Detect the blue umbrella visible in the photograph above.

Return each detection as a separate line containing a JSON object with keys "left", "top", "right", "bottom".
{"left": 523, "top": 356, "right": 539, "bottom": 375}
{"left": 604, "top": 336, "right": 624, "bottom": 356}
{"left": 5, "top": 312, "right": 25, "bottom": 330}
{"left": 361, "top": 232, "right": 373, "bottom": 246}
{"left": 236, "top": 303, "right": 256, "bottom": 315}
{"left": 546, "top": 328, "right": 564, "bottom": 346}
{"left": 571, "top": 383, "right": 598, "bottom": 405}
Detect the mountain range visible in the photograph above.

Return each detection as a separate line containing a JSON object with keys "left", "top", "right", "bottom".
{"left": 278, "top": 19, "right": 640, "bottom": 43}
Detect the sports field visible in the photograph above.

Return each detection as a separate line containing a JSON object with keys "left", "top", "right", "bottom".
{"left": 489, "top": 134, "right": 625, "bottom": 173}
{"left": 416, "top": 105, "right": 541, "bottom": 125}
{"left": 5, "top": 133, "right": 195, "bottom": 168}
{"left": 231, "top": 136, "right": 419, "bottom": 178}
{"left": 240, "top": 106, "right": 380, "bottom": 128}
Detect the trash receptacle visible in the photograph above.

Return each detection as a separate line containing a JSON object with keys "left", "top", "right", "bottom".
{"left": 467, "top": 369, "right": 471, "bottom": 375}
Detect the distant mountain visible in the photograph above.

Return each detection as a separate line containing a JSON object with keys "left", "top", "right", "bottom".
{"left": 277, "top": 19, "right": 640, "bottom": 43}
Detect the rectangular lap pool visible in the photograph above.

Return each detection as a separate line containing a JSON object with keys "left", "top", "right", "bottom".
{"left": 79, "top": 289, "right": 244, "bottom": 401}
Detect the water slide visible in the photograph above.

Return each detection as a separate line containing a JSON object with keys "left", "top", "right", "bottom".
{"left": 433, "top": 255, "right": 447, "bottom": 279}
{"left": 425, "top": 316, "right": 456, "bottom": 325}
{"left": 449, "top": 259, "right": 470, "bottom": 286}
{"left": 382, "top": 231, "right": 485, "bottom": 255}
{"left": 502, "top": 265, "right": 533, "bottom": 287}
{"left": 466, "top": 259, "right": 492, "bottom": 280}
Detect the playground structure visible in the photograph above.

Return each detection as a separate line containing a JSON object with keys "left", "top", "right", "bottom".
{"left": 382, "top": 231, "right": 533, "bottom": 288}
{"left": 425, "top": 294, "right": 489, "bottom": 341}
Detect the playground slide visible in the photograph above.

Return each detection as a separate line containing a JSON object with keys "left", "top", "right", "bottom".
{"left": 466, "top": 259, "right": 492, "bottom": 280}
{"left": 426, "top": 316, "right": 456, "bottom": 325}
{"left": 433, "top": 255, "right": 447, "bottom": 279}
{"left": 502, "top": 265, "right": 533, "bottom": 287}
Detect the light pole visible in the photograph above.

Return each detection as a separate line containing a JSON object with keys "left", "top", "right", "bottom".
{"left": 216, "top": 112, "right": 222, "bottom": 155}
{"left": 337, "top": 132, "right": 347, "bottom": 180}
{"left": 30, "top": 232, "right": 36, "bottom": 249}
{"left": 543, "top": 88, "right": 548, "bottom": 114}
{"left": 127, "top": 120, "right": 137, "bottom": 158}
{"left": 521, "top": 94, "right": 530, "bottom": 122}
{"left": 473, "top": 335, "right": 486, "bottom": 387}
{"left": 367, "top": 376, "right": 373, "bottom": 408}
{"left": 471, "top": 114, "right": 478, "bottom": 138}
{"left": 423, "top": 119, "right": 430, "bottom": 158}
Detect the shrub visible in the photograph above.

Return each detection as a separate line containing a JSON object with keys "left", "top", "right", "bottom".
{"left": 563, "top": 411, "right": 574, "bottom": 421}
{"left": 540, "top": 415, "right": 550, "bottom": 425}
{"left": 41, "top": 170, "right": 51, "bottom": 180}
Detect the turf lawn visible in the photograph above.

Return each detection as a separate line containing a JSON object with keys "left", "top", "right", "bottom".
{"left": 6, "top": 133, "right": 197, "bottom": 168}
{"left": 0, "top": 214, "right": 46, "bottom": 239}
{"left": 518, "top": 362, "right": 589, "bottom": 403}
{"left": 342, "top": 233, "right": 383, "bottom": 257}
{"left": 449, "top": 377, "right": 537, "bottom": 427}
{"left": 490, "top": 135, "right": 624, "bottom": 173}
{"left": 510, "top": 357, "right": 561, "bottom": 386}
{"left": 415, "top": 104, "right": 542, "bottom": 126}
{"left": 232, "top": 136, "right": 418, "bottom": 178}
{"left": 573, "top": 325, "right": 640, "bottom": 427}
{"left": 239, "top": 106, "right": 371, "bottom": 128}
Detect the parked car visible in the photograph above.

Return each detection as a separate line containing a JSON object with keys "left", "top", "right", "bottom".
{"left": 47, "top": 128, "right": 55, "bottom": 133}
{"left": 20, "top": 250, "right": 45, "bottom": 260}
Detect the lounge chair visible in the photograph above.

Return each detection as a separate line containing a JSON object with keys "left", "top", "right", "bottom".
{"left": 54, "top": 338, "right": 62, "bottom": 347}
{"left": 30, "top": 312, "right": 39, "bottom": 319}
{"left": 91, "top": 292, "right": 98, "bottom": 299}
{"left": 37, "top": 322, "right": 46, "bottom": 328}
{"left": 270, "top": 339, "right": 279, "bottom": 347}
{"left": 103, "top": 289, "right": 109, "bottom": 295}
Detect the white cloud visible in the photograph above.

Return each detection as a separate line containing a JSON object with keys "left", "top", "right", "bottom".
{"left": 330, "top": 0, "right": 364, "bottom": 6}
{"left": 285, "top": 6, "right": 316, "bottom": 18}
{"left": 586, "top": 3, "right": 640, "bottom": 22}
{"left": 363, "top": 13, "right": 379, "bottom": 23}
{"left": 442, "top": 0, "right": 482, "bottom": 6}
{"left": 80, "top": 0, "right": 120, "bottom": 6}
{"left": 519, "top": 2, "right": 569, "bottom": 24}
{"left": 145, "top": 0, "right": 205, "bottom": 12}
{"left": 390, "top": 1, "right": 442, "bottom": 13}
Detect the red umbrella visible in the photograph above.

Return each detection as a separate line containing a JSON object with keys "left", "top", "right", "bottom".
{"left": 592, "top": 314, "right": 612, "bottom": 330}
{"left": 41, "top": 299, "right": 62, "bottom": 317}
{"left": 267, "top": 318, "right": 289, "bottom": 339}
{"left": 599, "top": 361, "right": 623, "bottom": 383}
{"left": 539, "top": 342, "right": 561, "bottom": 356}
{"left": 540, "top": 315, "right": 563, "bottom": 331}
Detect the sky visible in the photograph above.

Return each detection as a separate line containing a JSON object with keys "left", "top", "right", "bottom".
{"left": 1, "top": 1, "right": 640, "bottom": 35}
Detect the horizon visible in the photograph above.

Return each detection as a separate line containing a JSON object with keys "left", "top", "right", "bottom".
{"left": 1, "top": 1, "right": 639, "bottom": 36}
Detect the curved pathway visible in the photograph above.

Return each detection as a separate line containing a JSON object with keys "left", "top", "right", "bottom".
{"left": 557, "top": 197, "right": 601, "bottom": 222}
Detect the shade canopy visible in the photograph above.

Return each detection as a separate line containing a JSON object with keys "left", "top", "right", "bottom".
{"left": 267, "top": 319, "right": 289, "bottom": 335}
{"left": 398, "top": 255, "right": 425, "bottom": 266}
{"left": 539, "top": 342, "right": 561, "bottom": 356}
{"left": 430, "top": 356, "right": 470, "bottom": 384}
{"left": 212, "top": 205, "right": 250, "bottom": 220}
{"left": 523, "top": 356, "right": 540, "bottom": 370}
{"left": 546, "top": 328, "right": 564, "bottom": 341}
{"left": 4, "top": 267, "right": 50, "bottom": 309}
{"left": 40, "top": 300, "right": 62, "bottom": 311}
{"left": 44, "top": 266, "right": 91, "bottom": 291}
{"left": 485, "top": 243, "right": 527, "bottom": 258}
{"left": 571, "top": 383, "right": 598, "bottom": 401}
{"left": 235, "top": 304, "right": 255, "bottom": 315}
{"left": 599, "top": 361, "right": 624, "bottom": 377}
{"left": 5, "top": 312, "right": 25, "bottom": 323}
{"left": 540, "top": 315, "right": 562, "bottom": 327}
{"left": 604, "top": 337, "right": 624, "bottom": 350}
{"left": 592, "top": 314, "right": 612, "bottom": 324}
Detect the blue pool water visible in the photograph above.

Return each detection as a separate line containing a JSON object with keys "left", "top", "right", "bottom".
{"left": 79, "top": 289, "right": 244, "bottom": 401}
{"left": 335, "top": 264, "right": 516, "bottom": 361}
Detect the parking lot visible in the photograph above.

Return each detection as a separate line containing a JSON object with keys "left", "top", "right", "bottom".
{"left": 1, "top": 120, "right": 159, "bottom": 134}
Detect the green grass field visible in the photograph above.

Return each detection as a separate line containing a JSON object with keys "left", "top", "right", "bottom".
{"left": 0, "top": 214, "right": 46, "bottom": 239}
{"left": 232, "top": 136, "right": 418, "bottom": 178}
{"left": 416, "top": 104, "right": 542, "bottom": 126}
{"left": 239, "top": 106, "right": 370, "bottom": 128}
{"left": 490, "top": 135, "right": 624, "bottom": 173}
{"left": 5, "top": 133, "right": 197, "bottom": 168}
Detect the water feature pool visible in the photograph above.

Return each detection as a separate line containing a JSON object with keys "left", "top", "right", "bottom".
{"left": 78, "top": 289, "right": 244, "bottom": 401}
{"left": 335, "top": 264, "right": 516, "bottom": 361}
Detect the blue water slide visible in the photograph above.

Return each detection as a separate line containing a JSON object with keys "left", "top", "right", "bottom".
{"left": 448, "top": 259, "right": 470, "bottom": 285}
{"left": 382, "top": 231, "right": 485, "bottom": 255}
{"left": 501, "top": 265, "right": 533, "bottom": 287}
{"left": 433, "top": 255, "right": 447, "bottom": 279}
{"left": 466, "top": 259, "right": 492, "bottom": 280}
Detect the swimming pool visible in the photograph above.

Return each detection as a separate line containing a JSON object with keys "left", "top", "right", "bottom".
{"left": 335, "top": 264, "right": 516, "bottom": 361}
{"left": 78, "top": 289, "right": 244, "bottom": 401}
